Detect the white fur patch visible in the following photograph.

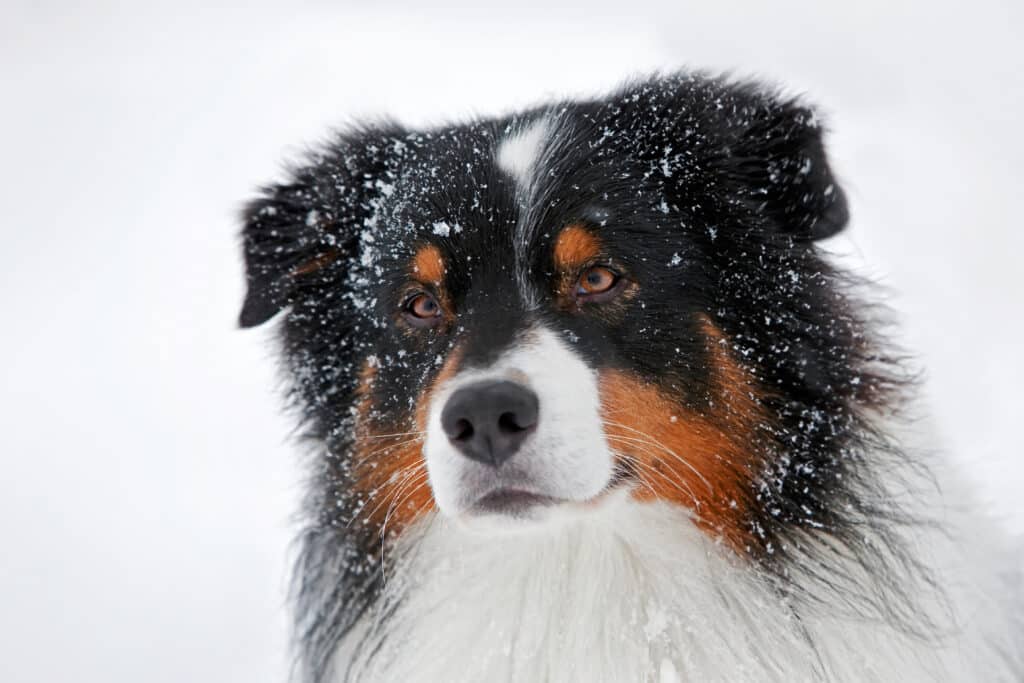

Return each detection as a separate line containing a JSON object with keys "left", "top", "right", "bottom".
{"left": 333, "top": 491, "right": 1022, "bottom": 682}
{"left": 422, "top": 325, "right": 611, "bottom": 523}
{"left": 329, "top": 407, "right": 1024, "bottom": 683}
{"left": 496, "top": 117, "right": 551, "bottom": 195}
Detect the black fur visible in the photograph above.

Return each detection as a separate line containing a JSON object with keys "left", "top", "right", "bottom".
{"left": 240, "top": 73, "right": 923, "bottom": 682}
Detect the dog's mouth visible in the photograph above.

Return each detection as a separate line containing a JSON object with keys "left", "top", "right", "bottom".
{"left": 470, "top": 489, "right": 563, "bottom": 517}
{"left": 464, "top": 465, "right": 636, "bottom": 521}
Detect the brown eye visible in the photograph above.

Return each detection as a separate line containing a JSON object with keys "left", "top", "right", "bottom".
{"left": 576, "top": 266, "right": 619, "bottom": 297}
{"left": 404, "top": 292, "right": 443, "bottom": 327}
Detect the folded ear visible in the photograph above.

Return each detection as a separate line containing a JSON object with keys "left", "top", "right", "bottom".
{"left": 239, "top": 180, "right": 328, "bottom": 328}
{"left": 238, "top": 127, "right": 402, "bottom": 328}
{"left": 725, "top": 96, "right": 849, "bottom": 241}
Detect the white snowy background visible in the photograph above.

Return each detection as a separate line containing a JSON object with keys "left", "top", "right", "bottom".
{"left": 1, "top": 1, "right": 1021, "bottom": 681}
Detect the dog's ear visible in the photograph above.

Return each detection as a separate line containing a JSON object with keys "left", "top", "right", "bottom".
{"left": 238, "top": 179, "right": 329, "bottom": 328}
{"left": 238, "top": 128, "right": 401, "bottom": 328}
{"left": 620, "top": 77, "right": 849, "bottom": 241}
{"left": 722, "top": 94, "right": 849, "bottom": 241}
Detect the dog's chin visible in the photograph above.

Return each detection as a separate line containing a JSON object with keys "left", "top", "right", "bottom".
{"left": 446, "top": 484, "right": 621, "bottom": 535}
{"left": 472, "top": 489, "right": 561, "bottom": 516}
{"left": 447, "top": 488, "right": 561, "bottom": 534}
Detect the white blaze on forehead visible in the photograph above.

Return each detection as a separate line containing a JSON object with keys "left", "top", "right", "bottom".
{"left": 496, "top": 117, "right": 551, "bottom": 193}
{"left": 497, "top": 115, "right": 559, "bottom": 308}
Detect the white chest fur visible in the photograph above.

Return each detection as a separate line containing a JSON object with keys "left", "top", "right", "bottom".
{"left": 333, "top": 491, "right": 1020, "bottom": 682}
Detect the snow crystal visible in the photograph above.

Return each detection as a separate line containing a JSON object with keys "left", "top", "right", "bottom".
{"left": 659, "top": 145, "right": 674, "bottom": 178}
{"left": 431, "top": 221, "right": 463, "bottom": 237}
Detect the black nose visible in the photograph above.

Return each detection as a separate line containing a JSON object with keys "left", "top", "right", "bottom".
{"left": 440, "top": 380, "right": 539, "bottom": 467}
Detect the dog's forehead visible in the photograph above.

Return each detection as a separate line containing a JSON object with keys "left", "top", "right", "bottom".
{"left": 378, "top": 123, "right": 516, "bottom": 238}
{"left": 373, "top": 112, "right": 637, "bottom": 280}
{"left": 362, "top": 118, "right": 521, "bottom": 280}
{"left": 394, "top": 113, "right": 566, "bottom": 220}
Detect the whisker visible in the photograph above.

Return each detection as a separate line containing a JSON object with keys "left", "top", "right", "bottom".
{"left": 608, "top": 453, "right": 660, "bottom": 499}
{"left": 373, "top": 468, "right": 427, "bottom": 581}
{"left": 361, "top": 430, "right": 428, "bottom": 440}
{"left": 602, "top": 430, "right": 716, "bottom": 493}
{"left": 601, "top": 420, "right": 715, "bottom": 492}
{"left": 380, "top": 477, "right": 430, "bottom": 587}
{"left": 345, "top": 459, "right": 427, "bottom": 528}
{"left": 609, "top": 446, "right": 702, "bottom": 510}
{"left": 381, "top": 469, "right": 430, "bottom": 524}
{"left": 607, "top": 438, "right": 703, "bottom": 500}
{"left": 354, "top": 437, "right": 425, "bottom": 465}
{"left": 357, "top": 464, "right": 428, "bottom": 526}
{"left": 382, "top": 474, "right": 430, "bottom": 538}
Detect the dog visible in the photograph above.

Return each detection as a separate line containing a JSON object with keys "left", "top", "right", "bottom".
{"left": 239, "top": 72, "right": 1023, "bottom": 682}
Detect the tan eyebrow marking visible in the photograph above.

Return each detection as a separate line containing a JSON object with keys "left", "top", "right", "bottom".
{"left": 412, "top": 244, "right": 446, "bottom": 285}
{"left": 553, "top": 224, "right": 601, "bottom": 272}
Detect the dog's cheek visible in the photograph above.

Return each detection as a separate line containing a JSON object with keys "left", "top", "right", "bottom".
{"left": 347, "top": 359, "right": 442, "bottom": 538}
{"left": 598, "top": 320, "right": 768, "bottom": 553}
{"left": 350, "top": 344, "right": 472, "bottom": 533}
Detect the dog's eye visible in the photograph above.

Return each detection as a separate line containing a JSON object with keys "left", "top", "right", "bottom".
{"left": 403, "top": 292, "right": 443, "bottom": 327}
{"left": 576, "top": 266, "right": 620, "bottom": 298}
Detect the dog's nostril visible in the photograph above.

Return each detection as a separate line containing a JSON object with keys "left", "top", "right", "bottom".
{"left": 439, "top": 380, "right": 540, "bottom": 467}
{"left": 453, "top": 418, "right": 474, "bottom": 442}
{"left": 498, "top": 411, "right": 531, "bottom": 433}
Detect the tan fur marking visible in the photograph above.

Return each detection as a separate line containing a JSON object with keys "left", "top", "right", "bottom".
{"left": 600, "top": 317, "right": 766, "bottom": 552}
{"left": 553, "top": 224, "right": 607, "bottom": 305}
{"left": 553, "top": 224, "right": 601, "bottom": 272}
{"left": 351, "top": 348, "right": 464, "bottom": 536}
{"left": 412, "top": 244, "right": 446, "bottom": 285}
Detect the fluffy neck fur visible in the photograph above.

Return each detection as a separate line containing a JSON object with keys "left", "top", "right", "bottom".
{"left": 329, "top": 480, "right": 1021, "bottom": 683}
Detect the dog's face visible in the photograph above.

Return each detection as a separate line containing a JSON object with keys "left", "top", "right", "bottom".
{"left": 241, "top": 75, "right": 859, "bottom": 552}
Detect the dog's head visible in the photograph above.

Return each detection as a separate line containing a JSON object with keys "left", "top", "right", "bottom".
{"left": 241, "top": 74, "right": 875, "bottom": 553}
